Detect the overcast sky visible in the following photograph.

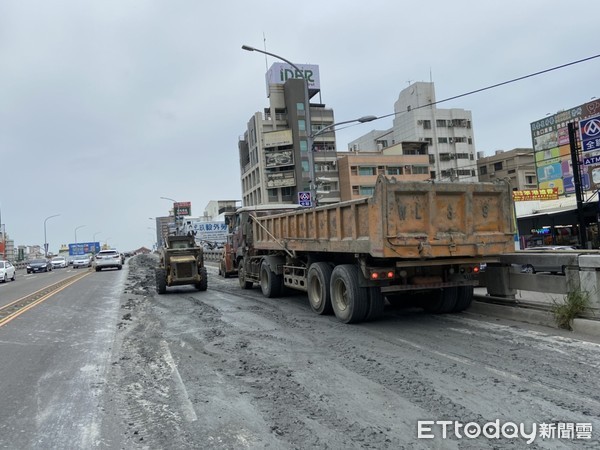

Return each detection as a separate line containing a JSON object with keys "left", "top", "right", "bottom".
{"left": 1, "top": 0, "right": 599, "bottom": 253}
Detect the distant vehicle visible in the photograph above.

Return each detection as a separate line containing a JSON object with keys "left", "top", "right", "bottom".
{"left": 72, "top": 254, "right": 92, "bottom": 269}
{"left": 521, "top": 246, "right": 578, "bottom": 274}
{"left": 94, "top": 249, "right": 122, "bottom": 271}
{"left": 51, "top": 256, "right": 68, "bottom": 269}
{"left": 0, "top": 260, "right": 16, "bottom": 282}
{"left": 27, "top": 259, "right": 52, "bottom": 273}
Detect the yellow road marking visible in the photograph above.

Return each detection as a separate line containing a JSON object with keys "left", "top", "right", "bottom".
{"left": 0, "top": 271, "right": 93, "bottom": 327}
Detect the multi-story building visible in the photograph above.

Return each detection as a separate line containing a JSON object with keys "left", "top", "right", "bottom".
{"left": 476, "top": 148, "right": 537, "bottom": 191}
{"left": 337, "top": 141, "right": 430, "bottom": 201}
{"left": 239, "top": 63, "right": 339, "bottom": 207}
{"left": 349, "top": 82, "right": 477, "bottom": 182}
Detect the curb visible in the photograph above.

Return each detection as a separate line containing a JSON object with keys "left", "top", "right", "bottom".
{"left": 471, "top": 297, "right": 600, "bottom": 338}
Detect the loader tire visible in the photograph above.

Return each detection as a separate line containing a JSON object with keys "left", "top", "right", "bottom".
{"left": 196, "top": 266, "right": 208, "bottom": 291}
{"left": 156, "top": 268, "right": 167, "bottom": 295}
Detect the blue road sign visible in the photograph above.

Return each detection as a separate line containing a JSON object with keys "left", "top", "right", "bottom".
{"left": 298, "top": 191, "right": 312, "bottom": 207}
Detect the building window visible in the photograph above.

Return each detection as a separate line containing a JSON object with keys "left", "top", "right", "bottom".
{"left": 438, "top": 137, "right": 448, "bottom": 144}
{"left": 424, "top": 137, "right": 433, "bottom": 145}
{"left": 302, "top": 160, "right": 309, "bottom": 172}
{"left": 456, "top": 153, "right": 469, "bottom": 159}
{"left": 526, "top": 175, "right": 535, "bottom": 184}
{"left": 296, "top": 102, "right": 304, "bottom": 111}
{"left": 436, "top": 119, "right": 447, "bottom": 127}
{"left": 413, "top": 166, "right": 429, "bottom": 175}
{"left": 351, "top": 166, "right": 358, "bottom": 176}
{"left": 300, "top": 140, "right": 307, "bottom": 152}
{"left": 359, "top": 186, "right": 375, "bottom": 196}
{"left": 480, "top": 166, "right": 488, "bottom": 175}
{"left": 281, "top": 187, "right": 293, "bottom": 201}
{"left": 387, "top": 166, "right": 404, "bottom": 175}
{"left": 429, "top": 154, "right": 436, "bottom": 164}
{"left": 268, "top": 189, "right": 278, "bottom": 202}
{"left": 422, "top": 120, "right": 431, "bottom": 129}
{"left": 298, "top": 119, "right": 306, "bottom": 131}
{"left": 358, "top": 166, "right": 377, "bottom": 176}
{"left": 494, "top": 162, "right": 503, "bottom": 171}
{"left": 376, "top": 140, "right": 388, "bottom": 148}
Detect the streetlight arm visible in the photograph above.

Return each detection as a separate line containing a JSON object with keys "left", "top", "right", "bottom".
{"left": 242, "top": 45, "right": 303, "bottom": 74}
{"left": 311, "top": 115, "right": 378, "bottom": 139}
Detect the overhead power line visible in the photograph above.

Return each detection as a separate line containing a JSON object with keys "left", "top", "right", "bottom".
{"left": 369, "top": 53, "right": 600, "bottom": 121}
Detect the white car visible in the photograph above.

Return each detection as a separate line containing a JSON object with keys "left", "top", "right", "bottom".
{"left": 0, "top": 260, "right": 16, "bottom": 282}
{"left": 51, "top": 256, "right": 68, "bottom": 269}
{"left": 94, "top": 249, "right": 122, "bottom": 271}
{"left": 73, "top": 254, "right": 92, "bottom": 268}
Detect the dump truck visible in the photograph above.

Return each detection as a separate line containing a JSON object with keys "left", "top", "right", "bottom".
{"left": 156, "top": 234, "right": 208, "bottom": 294}
{"left": 229, "top": 175, "right": 515, "bottom": 323}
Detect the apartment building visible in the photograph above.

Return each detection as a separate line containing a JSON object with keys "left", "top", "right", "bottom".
{"left": 349, "top": 82, "right": 477, "bottom": 182}
{"left": 337, "top": 141, "right": 430, "bottom": 201}
{"left": 476, "top": 148, "right": 537, "bottom": 191}
{"left": 238, "top": 63, "right": 339, "bottom": 207}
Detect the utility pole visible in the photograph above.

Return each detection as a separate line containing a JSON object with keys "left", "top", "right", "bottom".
{"left": 568, "top": 122, "right": 587, "bottom": 248}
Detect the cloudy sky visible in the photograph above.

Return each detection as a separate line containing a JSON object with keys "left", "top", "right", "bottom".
{"left": 1, "top": 0, "right": 599, "bottom": 253}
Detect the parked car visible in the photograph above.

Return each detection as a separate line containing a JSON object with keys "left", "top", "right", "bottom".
{"left": 521, "top": 246, "right": 577, "bottom": 274}
{"left": 51, "top": 256, "right": 68, "bottom": 269}
{"left": 0, "top": 260, "right": 16, "bottom": 282}
{"left": 72, "top": 254, "right": 92, "bottom": 268}
{"left": 27, "top": 259, "right": 53, "bottom": 273}
{"left": 94, "top": 249, "right": 122, "bottom": 271}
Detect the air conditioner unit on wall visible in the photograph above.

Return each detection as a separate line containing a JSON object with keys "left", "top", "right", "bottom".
{"left": 417, "top": 120, "right": 423, "bottom": 125}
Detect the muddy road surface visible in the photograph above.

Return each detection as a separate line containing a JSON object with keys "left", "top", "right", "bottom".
{"left": 107, "top": 255, "right": 600, "bottom": 449}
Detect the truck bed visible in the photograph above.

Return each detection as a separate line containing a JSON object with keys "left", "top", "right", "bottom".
{"left": 251, "top": 175, "right": 515, "bottom": 259}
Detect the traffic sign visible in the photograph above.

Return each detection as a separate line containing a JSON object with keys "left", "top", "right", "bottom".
{"left": 298, "top": 191, "right": 312, "bottom": 207}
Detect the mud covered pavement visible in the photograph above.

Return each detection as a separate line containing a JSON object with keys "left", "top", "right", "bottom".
{"left": 105, "top": 255, "right": 600, "bottom": 449}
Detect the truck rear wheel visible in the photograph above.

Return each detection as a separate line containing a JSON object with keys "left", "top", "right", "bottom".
{"left": 330, "top": 265, "right": 368, "bottom": 324}
{"left": 364, "top": 287, "right": 385, "bottom": 321}
{"left": 423, "top": 287, "right": 458, "bottom": 313}
{"left": 307, "top": 262, "right": 333, "bottom": 315}
{"left": 260, "top": 261, "right": 282, "bottom": 298}
{"left": 196, "top": 266, "right": 208, "bottom": 291}
{"left": 156, "top": 268, "right": 167, "bottom": 295}
{"left": 238, "top": 258, "right": 253, "bottom": 289}
{"left": 452, "top": 286, "right": 473, "bottom": 312}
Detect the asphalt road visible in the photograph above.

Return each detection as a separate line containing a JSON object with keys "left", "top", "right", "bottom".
{"left": 0, "top": 256, "right": 598, "bottom": 449}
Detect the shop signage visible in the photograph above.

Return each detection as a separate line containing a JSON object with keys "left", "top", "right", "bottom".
{"left": 512, "top": 188, "right": 559, "bottom": 201}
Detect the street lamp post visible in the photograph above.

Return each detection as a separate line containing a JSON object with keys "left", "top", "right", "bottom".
{"left": 43, "top": 214, "right": 60, "bottom": 257}
{"left": 242, "top": 45, "right": 317, "bottom": 206}
{"left": 74, "top": 225, "right": 86, "bottom": 244}
{"left": 160, "top": 196, "right": 179, "bottom": 234}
